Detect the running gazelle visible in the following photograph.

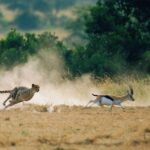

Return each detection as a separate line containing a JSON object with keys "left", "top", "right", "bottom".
{"left": 86, "top": 86, "right": 135, "bottom": 111}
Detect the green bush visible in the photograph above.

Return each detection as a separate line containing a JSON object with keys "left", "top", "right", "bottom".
{"left": 0, "top": 29, "right": 67, "bottom": 69}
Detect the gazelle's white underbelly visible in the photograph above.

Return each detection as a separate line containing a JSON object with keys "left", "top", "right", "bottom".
{"left": 100, "top": 97, "right": 113, "bottom": 105}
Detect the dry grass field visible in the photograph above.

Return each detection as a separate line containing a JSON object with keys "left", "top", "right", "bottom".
{"left": 0, "top": 105, "right": 150, "bottom": 150}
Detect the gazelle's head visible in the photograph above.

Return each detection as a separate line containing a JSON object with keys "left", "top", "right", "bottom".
{"left": 127, "top": 86, "right": 135, "bottom": 101}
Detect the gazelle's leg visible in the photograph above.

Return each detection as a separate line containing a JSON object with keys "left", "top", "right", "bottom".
{"left": 109, "top": 104, "right": 113, "bottom": 111}
{"left": 85, "top": 100, "right": 95, "bottom": 107}
{"left": 85, "top": 100, "right": 92, "bottom": 107}
{"left": 120, "top": 104, "right": 125, "bottom": 111}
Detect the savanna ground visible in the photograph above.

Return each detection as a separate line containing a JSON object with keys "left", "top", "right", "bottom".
{"left": 0, "top": 104, "right": 150, "bottom": 150}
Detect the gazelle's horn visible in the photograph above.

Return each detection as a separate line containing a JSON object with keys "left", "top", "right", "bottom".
{"left": 129, "top": 85, "right": 134, "bottom": 95}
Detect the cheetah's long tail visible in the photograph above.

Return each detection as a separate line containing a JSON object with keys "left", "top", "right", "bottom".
{"left": 0, "top": 90, "right": 11, "bottom": 94}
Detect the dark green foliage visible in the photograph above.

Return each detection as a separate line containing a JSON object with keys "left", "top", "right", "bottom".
{"left": 63, "top": 0, "right": 150, "bottom": 77}
{"left": 0, "top": 29, "right": 26, "bottom": 66}
{"left": 0, "top": 29, "right": 67, "bottom": 69}
{"left": 79, "top": 0, "right": 150, "bottom": 76}
{"left": 0, "top": 48, "right": 27, "bottom": 66}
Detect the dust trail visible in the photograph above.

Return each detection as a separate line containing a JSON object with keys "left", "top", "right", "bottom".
{"left": 0, "top": 50, "right": 99, "bottom": 108}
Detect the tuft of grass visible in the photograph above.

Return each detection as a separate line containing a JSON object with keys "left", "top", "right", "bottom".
{"left": 10, "top": 141, "right": 16, "bottom": 146}
{"left": 145, "top": 128, "right": 150, "bottom": 133}
{"left": 4, "top": 117, "right": 10, "bottom": 121}
{"left": 84, "top": 138, "right": 94, "bottom": 144}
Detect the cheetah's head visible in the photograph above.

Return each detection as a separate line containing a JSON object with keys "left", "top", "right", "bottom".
{"left": 32, "top": 84, "right": 40, "bottom": 92}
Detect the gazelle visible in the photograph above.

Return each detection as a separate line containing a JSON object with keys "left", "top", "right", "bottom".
{"left": 86, "top": 87, "right": 135, "bottom": 111}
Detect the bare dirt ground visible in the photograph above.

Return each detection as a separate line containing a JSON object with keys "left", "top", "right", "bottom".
{"left": 0, "top": 105, "right": 150, "bottom": 150}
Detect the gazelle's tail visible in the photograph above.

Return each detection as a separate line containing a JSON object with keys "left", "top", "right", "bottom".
{"left": 0, "top": 90, "right": 11, "bottom": 94}
{"left": 92, "top": 93, "right": 99, "bottom": 97}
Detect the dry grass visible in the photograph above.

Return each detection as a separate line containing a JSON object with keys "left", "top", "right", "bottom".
{"left": 0, "top": 104, "right": 150, "bottom": 150}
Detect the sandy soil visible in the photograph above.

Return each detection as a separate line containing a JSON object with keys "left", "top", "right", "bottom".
{"left": 0, "top": 105, "right": 150, "bottom": 150}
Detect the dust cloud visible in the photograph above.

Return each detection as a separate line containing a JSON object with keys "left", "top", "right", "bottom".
{"left": 0, "top": 50, "right": 99, "bottom": 108}
{"left": 0, "top": 50, "right": 149, "bottom": 109}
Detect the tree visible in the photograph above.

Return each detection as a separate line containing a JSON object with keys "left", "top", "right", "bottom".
{"left": 0, "top": 29, "right": 27, "bottom": 67}
{"left": 81, "top": 0, "right": 150, "bottom": 76}
{"left": 0, "top": 29, "right": 68, "bottom": 69}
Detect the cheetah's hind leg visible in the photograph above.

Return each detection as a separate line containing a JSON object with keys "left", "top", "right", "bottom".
{"left": 3, "top": 95, "right": 12, "bottom": 106}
